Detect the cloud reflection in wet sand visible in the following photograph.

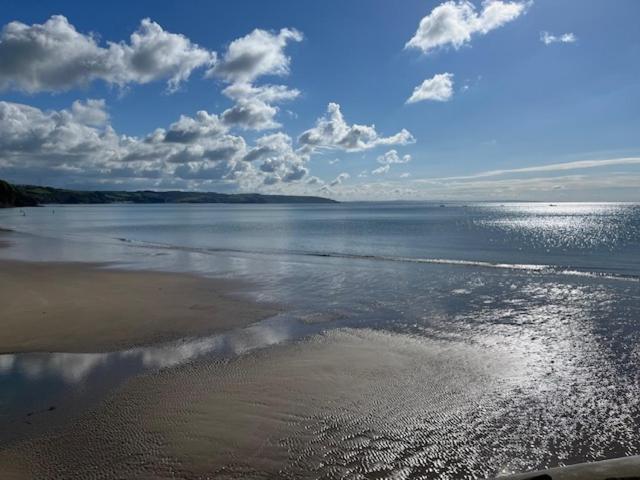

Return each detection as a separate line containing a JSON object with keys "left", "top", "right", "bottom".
{"left": 0, "top": 314, "right": 326, "bottom": 384}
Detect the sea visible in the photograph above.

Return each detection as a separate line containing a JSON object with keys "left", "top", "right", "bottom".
{"left": 1, "top": 201, "right": 639, "bottom": 477}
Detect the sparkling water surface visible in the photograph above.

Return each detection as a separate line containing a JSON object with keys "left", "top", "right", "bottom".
{"left": 1, "top": 202, "right": 639, "bottom": 478}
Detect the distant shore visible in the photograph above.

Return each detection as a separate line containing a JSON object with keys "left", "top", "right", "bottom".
{"left": 0, "top": 257, "right": 278, "bottom": 354}
{"left": 0, "top": 178, "right": 337, "bottom": 208}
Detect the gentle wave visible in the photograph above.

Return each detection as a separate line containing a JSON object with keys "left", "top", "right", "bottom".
{"left": 115, "top": 237, "right": 640, "bottom": 282}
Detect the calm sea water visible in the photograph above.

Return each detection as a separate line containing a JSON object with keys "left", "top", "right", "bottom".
{"left": 2, "top": 202, "right": 640, "bottom": 277}
{"left": 1, "top": 202, "right": 640, "bottom": 476}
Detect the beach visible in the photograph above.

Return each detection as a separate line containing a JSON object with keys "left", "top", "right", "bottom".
{"left": 0, "top": 328, "right": 514, "bottom": 478}
{"left": 0, "top": 258, "right": 278, "bottom": 354}
{"left": 1, "top": 203, "right": 640, "bottom": 479}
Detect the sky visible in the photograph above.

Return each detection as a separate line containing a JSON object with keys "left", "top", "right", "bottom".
{"left": 0, "top": 0, "right": 639, "bottom": 201}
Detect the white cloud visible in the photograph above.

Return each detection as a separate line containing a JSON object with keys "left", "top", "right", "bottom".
{"left": 406, "top": 1, "right": 527, "bottom": 54}
{"left": 0, "top": 100, "right": 314, "bottom": 190}
{"left": 306, "top": 176, "right": 323, "bottom": 185}
{"left": 373, "top": 149, "right": 412, "bottom": 175}
{"left": 330, "top": 172, "right": 350, "bottom": 186}
{"left": 407, "top": 73, "right": 454, "bottom": 103}
{"left": 399, "top": 173, "right": 411, "bottom": 178}
{"left": 221, "top": 99, "right": 279, "bottom": 130}
{"left": 0, "top": 15, "right": 215, "bottom": 93}
{"left": 0, "top": 22, "right": 311, "bottom": 189}
{"left": 222, "top": 82, "right": 300, "bottom": 104}
{"left": 70, "top": 99, "right": 109, "bottom": 127}
{"left": 435, "top": 156, "right": 640, "bottom": 181}
{"left": 540, "top": 31, "right": 577, "bottom": 45}
{"left": 372, "top": 164, "right": 390, "bottom": 175}
{"left": 377, "top": 150, "right": 411, "bottom": 165}
{"left": 210, "top": 30, "right": 302, "bottom": 131}
{"left": 163, "top": 111, "right": 227, "bottom": 143}
{"left": 248, "top": 132, "right": 310, "bottom": 184}
{"left": 298, "top": 103, "right": 415, "bottom": 152}
{"left": 208, "top": 28, "right": 302, "bottom": 83}
{"left": 220, "top": 83, "right": 300, "bottom": 131}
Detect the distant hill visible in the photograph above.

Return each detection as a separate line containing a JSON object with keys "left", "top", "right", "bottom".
{"left": 0, "top": 180, "right": 336, "bottom": 207}
{"left": 0, "top": 179, "right": 39, "bottom": 208}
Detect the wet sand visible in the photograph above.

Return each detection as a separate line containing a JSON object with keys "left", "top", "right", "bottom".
{"left": 0, "top": 259, "right": 278, "bottom": 353}
{"left": 0, "top": 328, "right": 510, "bottom": 479}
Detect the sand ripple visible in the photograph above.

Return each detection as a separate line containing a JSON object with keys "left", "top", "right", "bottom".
{"left": 2, "top": 325, "right": 640, "bottom": 479}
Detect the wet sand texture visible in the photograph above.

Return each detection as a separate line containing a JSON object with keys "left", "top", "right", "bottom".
{"left": 0, "top": 260, "right": 278, "bottom": 353}
{"left": 0, "top": 328, "right": 509, "bottom": 479}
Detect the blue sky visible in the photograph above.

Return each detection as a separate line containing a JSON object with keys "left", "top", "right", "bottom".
{"left": 0, "top": 0, "right": 639, "bottom": 200}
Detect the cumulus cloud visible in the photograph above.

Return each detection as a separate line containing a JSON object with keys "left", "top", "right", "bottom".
{"left": 70, "top": 99, "right": 109, "bottom": 126}
{"left": 221, "top": 99, "right": 279, "bottom": 130}
{"left": 377, "top": 149, "right": 412, "bottom": 165}
{"left": 0, "top": 15, "right": 215, "bottom": 93}
{"left": 306, "top": 176, "right": 323, "bottom": 185}
{"left": 330, "top": 172, "right": 350, "bottom": 186}
{"left": 372, "top": 150, "right": 411, "bottom": 175}
{"left": 208, "top": 28, "right": 302, "bottom": 83}
{"left": 405, "top": 1, "right": 527, "bottom": 54}
{"left": 210, "top": 30, "right": 303, "bottom": 131}
{"left": 298, "top": 103, "right": 415, "bottom": 152}
{"left": 407, "top": 73, "right": 454, "bottom": 103}
{"left": 163, "top": 111, "right": 227, "bottom": 143}
{"left": 0, "top": 99, "right": 314, "bottom": 190}
{"left": 245, "top": 132, "right": 309, "bottom": 184}
{"left": 540, "top": 31, "right": 577, "bottom": 45}
{"left": 372, "top": 164, "right": 390, "bottom": 175}
{"left": 219, "top": 83, "right": 297, "bottom": 130}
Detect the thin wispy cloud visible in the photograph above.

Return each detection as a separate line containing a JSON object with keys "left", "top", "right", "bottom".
{"left": 430, "top": 157, "right": 640, "bottom": 182}
{"left": 540, "top": 31, "right": 577, "bottom": 45}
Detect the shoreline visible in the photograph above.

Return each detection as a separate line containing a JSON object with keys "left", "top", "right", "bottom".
{"left": 0, "top": 258, "right": 279, "bottom": 354}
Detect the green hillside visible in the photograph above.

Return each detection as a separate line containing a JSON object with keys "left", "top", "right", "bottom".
{"left": 0, "top": 180, "right": 337, "bottom": 207}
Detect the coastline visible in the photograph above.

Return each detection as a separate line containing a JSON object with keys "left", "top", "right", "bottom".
{"left": 0, "top": 258, "right": 279, "bottom": 354}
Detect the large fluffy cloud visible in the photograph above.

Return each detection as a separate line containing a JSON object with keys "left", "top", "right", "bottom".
{"left": 221, "top": 83, "right": 300, "bottom": 130}
{"left": 298, "top": 103, "right": 415, "bottom": 152}
{"left": 0, "top": 15, "right": 215, "bottom": 93}
{"left": 245, "top": 132, "right": 309, "bottom": 184}
{"left": 407, "top": 73, "right": 454, "bottom": 103}
{"left": 0, "top": 100, "right": 311, "bottom": 190}
{"left": 205, "top": 29, "right": 303, "bottom": 131}
{"left": 405, "top": 1, "right": 527, "bottom": 54}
